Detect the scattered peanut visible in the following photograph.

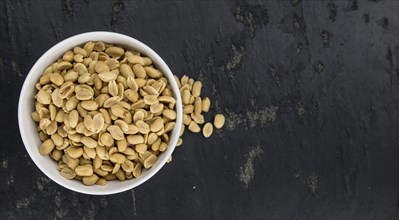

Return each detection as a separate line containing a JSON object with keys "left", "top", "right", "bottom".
{"left": 202, "top": 123, "right": 213, "bottom": 138}
{"left": 214, "top": 114, "right": 225, "bottom": 129}
{"left": 172, "top": 75, "right": 225, "bottom": 146}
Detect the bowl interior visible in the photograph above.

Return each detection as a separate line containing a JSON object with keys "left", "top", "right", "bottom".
{"left": 18, "top": 32, "right": 182, "bottom": 195}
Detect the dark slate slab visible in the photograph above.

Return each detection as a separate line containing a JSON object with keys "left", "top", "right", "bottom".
{"left": 0, "top": 0, "right": 398, "bottom": 219}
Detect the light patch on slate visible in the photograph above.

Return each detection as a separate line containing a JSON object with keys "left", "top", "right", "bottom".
{"left": 36, "top": 181, "right": 43, "bottom": 191}
{"left": 11, "top": 60, "right": 22, "bottom": 77}
{"left": 249, "top": 97, "right": 257, "bottom": 107}
{"left": 55, "top": 192, "right": 61, "bottom": 207}
{"left": 225, "top": 44, "right": 246, "bottom": 71}
{"left": 16, "top": 197, "right": 30, "bottom": 209}
{"left": 15, "top": 193, "right": 37, "bottom": 210}
{"left": 247, "top": 105, "right": 279, "bottom": 127}
{"left": 197, "top": 70, "right": 205, "bottom": 82}
{"left": 308, "top": 172, "right": 318, "bottom": 195}
{"left": 224, "top": 109, "right": 244, "bottom": 131}
{"left": 36, "top": 176, "right": 51, "bottom": 191}
{"left": 55, "top": 192, "right": 68, "bottom": 219}
{"left": 7, "top": 175, "right": 14, "bottom": 185}
{"left": 1, "top": 159, "right": 8, "bottom": 168}
{"left": 86, "top": 200, "right": 96, "bottom": 220}
{"left": 71, "top": 192, "right": 78, "bottom": 207}
{"left": 209, "top": 81, "right": 217, "bottom": 96}
{"left": 225, "top": 105, "right": 279, "bottom": 130}
{"left": 100, "top": 196, "right": 108, "bottom": 207}
{"left": 239, "top": 145, "right": 263, "bottom": 189}
{"left": 235, "top": 6, "right": 255, "bottom": 37}
{"left": 297, "top": 102, "right": 305, "bottom": 117}
{"left": 213, "top": 100, "right": 222, "bottom": 113}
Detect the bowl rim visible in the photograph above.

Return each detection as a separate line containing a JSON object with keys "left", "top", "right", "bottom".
{"left": 18, "top": 31, "right": 182, "bottom": 195}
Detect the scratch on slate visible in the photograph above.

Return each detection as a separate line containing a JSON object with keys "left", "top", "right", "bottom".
{"left": 132, "top": 189, "right": 137, "bottom": 216}
{"left": 239, "top": 145, "right": 263, "bottom": 189}
{"left": 5, "top": 0, "right": 16, "bottom": 47}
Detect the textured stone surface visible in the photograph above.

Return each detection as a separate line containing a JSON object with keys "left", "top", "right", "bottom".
{"left": 1, "top": 0, "right": 399, "bottom": 219}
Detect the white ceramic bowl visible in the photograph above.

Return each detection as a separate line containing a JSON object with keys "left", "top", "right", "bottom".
{"left": 18, "top": 31, "right": 182, "bottom": 195}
